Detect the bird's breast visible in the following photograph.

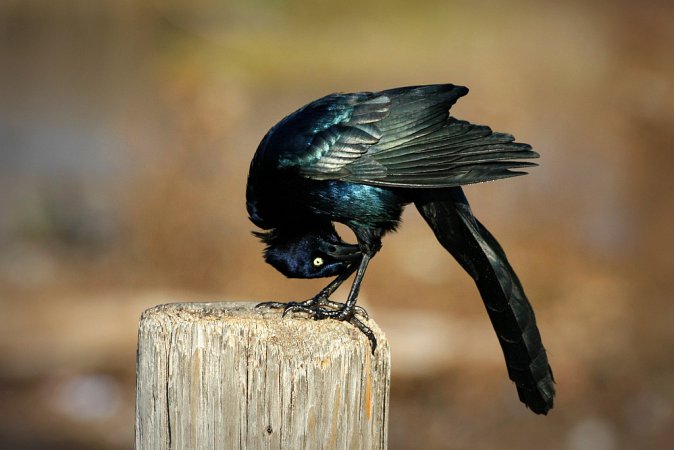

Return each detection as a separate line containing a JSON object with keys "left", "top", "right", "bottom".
{"left": 304, "top": 180, "right": 406, "bottom": 230}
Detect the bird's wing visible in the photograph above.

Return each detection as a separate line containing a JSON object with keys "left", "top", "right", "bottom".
{"left": 265, "top": 84, "right": 538, "bottom": 188}
{"left": 259, "top": 91, "right": 390, "bottom": 173}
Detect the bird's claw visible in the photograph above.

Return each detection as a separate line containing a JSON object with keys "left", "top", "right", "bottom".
{"left": 256, "top": 299, "right": 376, "bottom": 353}
{"left": 257, "top": 298, "right": 368, "bottom": 320}
{"left": 350, "top": 316, "right": 377, "bottom": 353}
{"left": 320, "top": 299, "right": 369, "bottom": 319}
{"left": 256, "top": 301, "right": 289, "bottom": 310}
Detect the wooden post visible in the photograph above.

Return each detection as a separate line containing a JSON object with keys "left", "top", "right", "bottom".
{"left": 135, "top": 302, "right": 390, "bottom": 450}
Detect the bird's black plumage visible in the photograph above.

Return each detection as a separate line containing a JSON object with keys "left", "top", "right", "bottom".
{"left": 246, "top": 84, "right": 555, "bottom": 414}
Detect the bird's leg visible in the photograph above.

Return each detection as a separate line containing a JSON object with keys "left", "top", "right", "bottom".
{"left": 256, "top": 263, "right": 367, "bottom": 317}
{"left": 317, "top": 231, "right": 380, "bottom": 321}
{"left": 309, "top": 264, "right": 358, "bottom": 306}
{"left": 337, "top": 253, "right": 377, "bottom": 351}
{"left": 258, "top": 236, "right": 379, "bottom": 352}
{"left": 326, "top": 252, "right": 371, "bottom": 319}
{"left": 308, "top": 262, "right": 369, "bottom": 318}
{"left": 298, "top": 253, "right": 377, "bottom": 352}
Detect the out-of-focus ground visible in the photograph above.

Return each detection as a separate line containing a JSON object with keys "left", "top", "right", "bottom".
{"left": 1, "top": 0, "right": 673, "bottom": 448}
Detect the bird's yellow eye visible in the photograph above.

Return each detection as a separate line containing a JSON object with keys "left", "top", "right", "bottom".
{"left": 312, "top": 257, "right": 324, "bottom": 267}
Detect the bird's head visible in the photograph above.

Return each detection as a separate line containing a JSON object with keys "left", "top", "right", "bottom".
{"left": 254, "top": 226, "right": 360, "bottom": 279}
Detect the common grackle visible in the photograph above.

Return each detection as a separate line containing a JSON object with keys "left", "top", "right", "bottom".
{"left": 246, "top": 84, "right": 554, "bottom": 414}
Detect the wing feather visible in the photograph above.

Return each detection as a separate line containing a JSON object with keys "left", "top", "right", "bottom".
{"left": 264, "top": 84, "right": 538, "bottom": 188}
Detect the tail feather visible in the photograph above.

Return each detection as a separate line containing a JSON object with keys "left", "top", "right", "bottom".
{"left": 414, "top": 188, "right": 555, "bottom": 414}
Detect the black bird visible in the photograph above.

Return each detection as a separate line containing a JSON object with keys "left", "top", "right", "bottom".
{"left": 246, "top": 84, "right": 555, "bottom": 415}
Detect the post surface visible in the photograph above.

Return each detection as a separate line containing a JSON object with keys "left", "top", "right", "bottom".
{"left": 135, "top": 302, "right": 390, "bottom": 450}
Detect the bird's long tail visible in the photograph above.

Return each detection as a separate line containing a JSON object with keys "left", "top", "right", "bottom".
{"left": 414, "top": 188, "right": 555, "bottom": 414}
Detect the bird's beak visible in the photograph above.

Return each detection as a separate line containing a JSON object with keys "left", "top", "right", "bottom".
{"left": 326, "top": 243, "right": 362, "bottom": 262}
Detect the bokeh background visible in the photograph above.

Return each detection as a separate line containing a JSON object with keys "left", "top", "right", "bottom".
{"left": 1, "top": 0, "right": 673, "bottom": 448}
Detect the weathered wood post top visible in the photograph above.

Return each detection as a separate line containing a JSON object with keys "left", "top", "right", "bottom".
{"left": 135, "top": 302, "right": 390, "bottom": 450}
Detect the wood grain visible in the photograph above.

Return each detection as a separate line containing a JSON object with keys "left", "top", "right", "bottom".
{"left": 135, "top": 302, "right": 390, "bottom": 450}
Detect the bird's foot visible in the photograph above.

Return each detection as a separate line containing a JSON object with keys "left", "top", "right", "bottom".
{"left": 317, "top": 299, "right": 369, "bottom": 320}
{"left": 256, "top": 298, "right": 317, "bottom": 312}
{"left": 348, "top": 316, "right": 377, "bottom": 353}
{"left": 257, "top": 297, "right": 368, "bottom": 319}
{"left": 256, "top": 298, "right": 376, "bottom": 353}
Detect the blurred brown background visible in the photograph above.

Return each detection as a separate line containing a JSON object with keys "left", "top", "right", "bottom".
{"left": 1, "top": 0, "right": 673, "bottom": 449}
